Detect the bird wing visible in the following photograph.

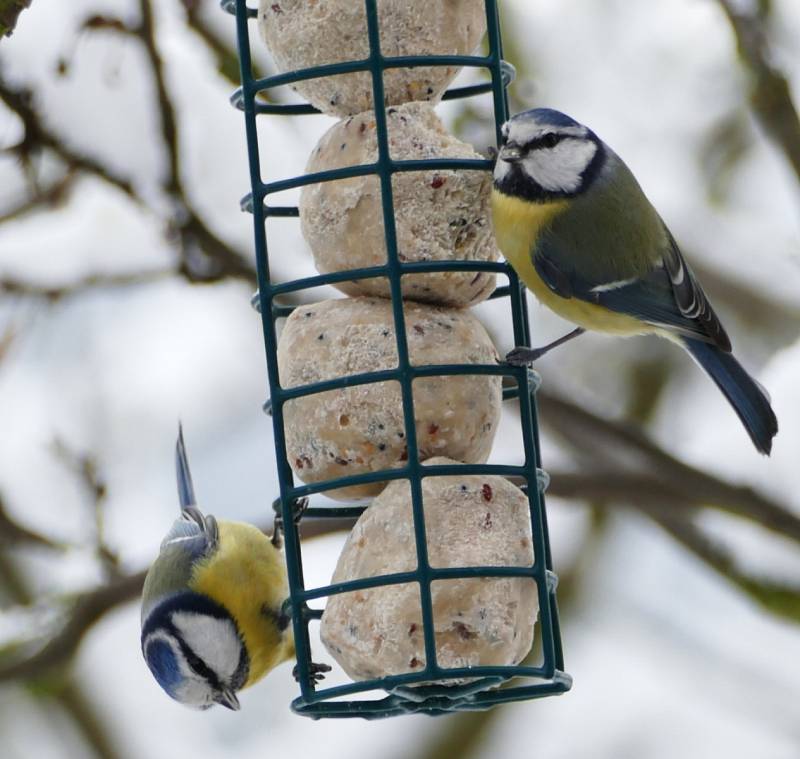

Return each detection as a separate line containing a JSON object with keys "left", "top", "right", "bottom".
{"left": 160, "top": 508, "right": 218, "bottom": 556}
{"left": 161, "top": 424, "right": 219, "bottom": 555}
{"left": 660, "top": 227, "right": 731, "bottom": 351}
{"left": 532, "top": 223, "right": 731, "bottom": 349}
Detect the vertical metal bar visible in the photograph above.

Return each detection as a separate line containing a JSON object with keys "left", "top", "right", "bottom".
{"left": 233, "top": 0, "right": 314, "bottom": 702}
{"left": 363, "top": 0, "right": 439, "bottom": 674}
{"left": 485, "top": 0, "right": 554, "bottom": 675}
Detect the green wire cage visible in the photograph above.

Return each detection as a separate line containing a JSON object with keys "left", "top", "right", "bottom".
{"left": 222, "top": 0, "right": 572, "bottom": 718}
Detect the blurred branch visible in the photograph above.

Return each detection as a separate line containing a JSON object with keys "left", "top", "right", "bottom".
{"left": 538, "top": 390, "right": 800, "bottom": 542}
{"left": 0, "top": 570, "right": 146, "bottom": 683}
{"left": 0, "top": 323, "right": 15, "bottom": 365}
{"left": 136, "top": 0, "right": 180, "bottom": 198}
{"left": 181, "top": 0, "right": 269, "bottom": 85}
{"left": 690, "top": 258, "right": 800, "bottom": 344}
{"left": 52, "top": 681, "right": 122, "bottom": 759}
{"left": 0, "top": 270, "right": 176, "bottom": 302}
{"left": 52, "top": 440, "right": 121, "bottom": 579}
{"left": 547, "top": 470, "right": 800, "bottom": 545}
{"left": 0, "top": 527, "right": 123, "bottom": 759}
{"left": 717, "top": 0, "right": 800, "bottom": 184}
{"left": 0, "top": 75, "right": 136, "bottom": 200}
{"left": 0, "top": 171, "right": 76, "bottom": 224}
{"left": 1, "top": 10, "right": 257, "bottom": 288}
{"left": 0, "top": 0, "right": 31, "bottom": 38}
{"left": 0, "top": 494, "right": 63, "bottom": 550}
{"left": 0, "top": 516, "right": 351, "bottom": 684}
{"left": 135, "top": 0, "right": 256, "bottom": 285}
{"left": 651, "top": 506, "right": 800, "bottom": 623}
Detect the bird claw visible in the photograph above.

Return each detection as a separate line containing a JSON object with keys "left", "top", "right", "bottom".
{"left": 293, "top": 661, "right": 332, "bottom": 683}
{"left": 272, "top": 497, "right": 309, "bottom": 548}
{"left": 505, "top": 346, "right": 545, "bottom": 366}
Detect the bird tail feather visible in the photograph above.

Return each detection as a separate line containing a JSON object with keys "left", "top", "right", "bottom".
{"left": 682, "top": 338, "right": 778, "bottom": 455}
{"left": 175, "top": 423, "right": 197, "bottom": 508}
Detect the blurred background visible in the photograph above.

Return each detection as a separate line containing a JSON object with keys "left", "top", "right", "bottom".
{"left": 1, "top": 0, "right": 799, "bottom": 757}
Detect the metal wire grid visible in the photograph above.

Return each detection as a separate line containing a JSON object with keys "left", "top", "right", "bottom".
{"left": 223, "top": 0, "right": 572, "bottom": 718}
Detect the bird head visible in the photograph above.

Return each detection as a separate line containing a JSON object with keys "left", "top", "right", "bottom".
{"left": 141, "top": 592, "right": 249, "bottom": 711}
{"left": 493, "top": 108, "right": 606, "bottom": 201}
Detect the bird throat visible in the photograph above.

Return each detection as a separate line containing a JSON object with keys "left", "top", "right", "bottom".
{"left": 490, "top": 189, "right": 568, "bottom": 273}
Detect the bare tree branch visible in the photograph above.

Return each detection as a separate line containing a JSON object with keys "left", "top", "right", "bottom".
{"left": 0, "top": 516, "right": 354, "bottom": 683}
{"left": 0, "top": 270, "right": 176, "bottom": 302}
{"left": 136, "top": 0, "right": 256, "bottom": 285}
{"left": 0, "top": 570, "right": 146, "bottom": 683}
{"left": 0, "top": 0, "right": 31, "bottom": 38}
{"left": 0, "top": 76, "right": 137, "bottom": 200}
{"left": 538, "top": 390, "right": 800, "bottom": 542}
{"left": 0, "top": 171, "right": 76, "bottom": 225}
{"left": 0, "top": 494, "right": 63, "bottom": 550}
{"left": 649, "top": 506, "right": 800, "bottom": 623}
{"left": 717, "top": 0, "right": 800, "bottom": 184}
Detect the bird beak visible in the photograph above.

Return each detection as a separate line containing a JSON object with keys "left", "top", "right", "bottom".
{"left": 216, "top": 688, "right": 241, "bottom": 711}
{"left": 498, "top": 143, "right": 523, "bottom": 163}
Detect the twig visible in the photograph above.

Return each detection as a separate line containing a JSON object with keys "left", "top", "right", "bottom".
{"left": 0, "top": 76, "right": 136, "bottom": 200}
{"left": 51, "top": 440, "right": 120, "bottom": 578}
{"left": 137, "top": 0, "right": 181, "bottom": 198}
{"left": 717, "top": 0, "right": 800, "bottom": 184}
{"left": 0, "top": 171, "right": 76, "bottom": 225}
{"left": 0, "top": 494, "right": 63, "bottom": 550}
{"left": 649, "top": 506, "right": 800, "bottom": 623}
{"left": 0, "top": 270, "right": 176, "bottom": 302}
{"left": 181, "top": 0, "right": 270, "bottom": 85}
{"left": 0, "top": 570, "right": 146, "bottom": 683}
{"left": 538, "top": 390, "right": 800, "bottom": 541}
{"left": 0, "top": 533, "right": 123, "bottom": 759}
{"left": 0, "top": 517, "right": 351, "bottom": 683}
{"left": 0, "top": 0, "right": 31, "bottom": 38}
{"left": 134, "top": 0, "right": 256, "bottom": 284}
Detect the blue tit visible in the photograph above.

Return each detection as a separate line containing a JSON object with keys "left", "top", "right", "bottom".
{"left": 140, "top": 426, "right": 295, "bottom": 710}
{"left": 491, "top": 108, "right": 778, "bottom": 455}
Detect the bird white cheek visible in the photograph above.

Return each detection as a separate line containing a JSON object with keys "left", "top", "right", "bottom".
{"left": 493, "top": 157, "right": 513, "bottom": 183}
{"left": 524, "top": 139, "right": 597, "bottom": 193}
{"left": 171, "top": 612, "right": 243, "bottom": 683}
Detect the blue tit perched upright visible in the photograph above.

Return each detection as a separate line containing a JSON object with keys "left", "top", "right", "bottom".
{"left": 491, "top": 108, "right": 778, "bottom": 455}
{"left": 140, "top": 426, "right": 295, "bottom": 710}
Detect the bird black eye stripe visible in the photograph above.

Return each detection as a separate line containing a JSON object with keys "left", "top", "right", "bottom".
{"left": 530, "top": 133, "right": 562, "bottom": 150}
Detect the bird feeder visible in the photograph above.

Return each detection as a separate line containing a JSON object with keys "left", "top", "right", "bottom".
{"left": 222, "top": 0, "right": 571, "bottom": 718}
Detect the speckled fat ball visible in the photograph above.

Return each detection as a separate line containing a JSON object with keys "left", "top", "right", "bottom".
{"left": 277, "top": 298, "right": 501, "bottom": 500}
{"left": 320, "top": 457, "right": 538, "bottom": 683}
{"left": 257, "top": 0, "right": 486, "bottom": 118}
{"left": 300, "top": 103, "right": 498, "bottom": 307}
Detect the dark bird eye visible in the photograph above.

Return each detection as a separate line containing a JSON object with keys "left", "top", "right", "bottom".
{"left": 542, "top": 133, "right": 559, "bottom": 148}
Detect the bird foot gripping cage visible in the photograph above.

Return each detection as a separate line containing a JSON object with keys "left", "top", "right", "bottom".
{"left": 222, "top": 0, "right": 571, "bottom": 718}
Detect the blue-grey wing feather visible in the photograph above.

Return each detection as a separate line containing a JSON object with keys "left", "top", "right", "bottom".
{"left": 661, "top": 227, "right": 731, "bottom": 351}
{"left": 160, "top": 508, "right": 218, "bottom": 556}
{"left": 532, "top": 225, "right": 729, "bottom": 346}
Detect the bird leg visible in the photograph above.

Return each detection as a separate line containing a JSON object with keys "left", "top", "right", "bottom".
{"left": 293, "top": 661, "right": 332, "bottom": 683}
{"left": 271, "top": 497, "right": 309, "bottom": 548}
{"left": 505, "top": 327, "right": 586, "bottom": 365}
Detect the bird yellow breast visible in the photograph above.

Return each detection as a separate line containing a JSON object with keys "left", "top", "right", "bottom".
{"left": 491, "top": 190, "right": 648, "bottom": 335}
{"left": 191, "top": 521, "right": 294, "bottom": 687}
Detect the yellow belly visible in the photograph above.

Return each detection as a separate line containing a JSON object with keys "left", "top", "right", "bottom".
{"left": 491, "top": 191, "right": 650, "bottom": 336}
{"left": 191, "top": 521, "right": 294, "bottom": 687}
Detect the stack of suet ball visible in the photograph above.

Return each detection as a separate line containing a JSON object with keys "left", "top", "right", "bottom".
{"left": 257, "top": 0, "right": 541, "bottom": 690}
{"left": 321, "top": 458, "right": 538, "bottom": 682}
{"left": 300, "top": 103, "right": 498, "bottom": 307}
{"left": 278, "top": 298, "right": 502, "bottom": 500}
{"left": 258, "top": 0, "right": 487, "bottom": 117}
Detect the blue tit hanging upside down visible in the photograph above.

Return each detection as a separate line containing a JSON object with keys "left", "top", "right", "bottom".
{"left": 491, "top": 108, "right": 778, "bottom": 455}
{"left": 140, "top": 426, "right": 328, "bottom": 710}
